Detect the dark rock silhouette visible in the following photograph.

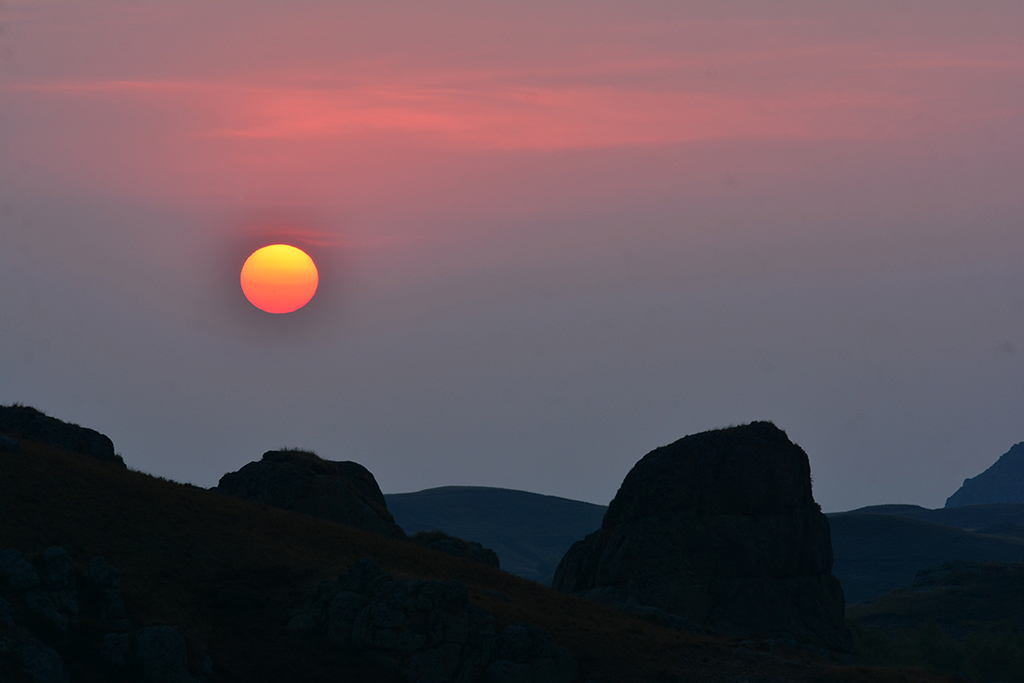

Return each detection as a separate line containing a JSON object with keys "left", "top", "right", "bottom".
{"left": 213, "top": 449, "right": 406, "bottom": 539}
{"left": 553, "top": 421, "right": 851, "bottom": 651}
{"left": 0, "top": 404, "right": 124, "bottom": 467}
{"left": 946, "top": 441, "right": 1024, "bottom": 507}
{"left": 408, "top": 530, "right": 500, "bottom": 569}
{"left": 287, "top": 557, "right": 577, "bottom": 683}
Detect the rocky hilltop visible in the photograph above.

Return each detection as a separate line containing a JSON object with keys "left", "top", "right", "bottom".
{"left": 946, "top": 441, "right": 1024, "bottom": 507}
{"left": 213, "top": 449, "right": 406, "bottom": 538}
{"left": 0, "top": 404, "right": 124, "bottom": 468}
{"left": 554, "top": 421, "right": 850, "bottom": 651}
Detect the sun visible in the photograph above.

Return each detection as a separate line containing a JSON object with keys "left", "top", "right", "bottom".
{"left": 240, "top": 244, "right": 319, "bottom": 314}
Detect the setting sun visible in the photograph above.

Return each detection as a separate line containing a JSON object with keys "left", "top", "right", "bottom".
{"left": 240, "top": 244, "right": 319, "bottom": 314}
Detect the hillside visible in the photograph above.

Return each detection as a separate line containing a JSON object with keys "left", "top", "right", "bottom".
{"left": 385, "top": 487, "right": 607, "bottom": 584}
{"left": 847, "top": 561, "right": 1024, "bottom": 682}
{"left": 846, "top": 502, "right": 1024, "bottom": 531}
{"left": 0, "top": 435, "right": 961, "bottom": 683}
{"left": 828, "top": 511, "right": 1024, "bottom": 605}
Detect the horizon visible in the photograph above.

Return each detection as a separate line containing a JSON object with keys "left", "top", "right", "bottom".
{"left": 1, "top": 2, "right": 1022, "bottom": 514}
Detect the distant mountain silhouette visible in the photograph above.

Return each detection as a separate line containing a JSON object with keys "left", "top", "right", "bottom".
{"left": 946, "top": 441, "right": 1024, "bottom": 507}
{"left": 385, "top": 486, "right": 607, "bottom": 584}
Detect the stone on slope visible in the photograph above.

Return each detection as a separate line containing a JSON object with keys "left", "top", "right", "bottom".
{"left": 553, "top": 421, "right": 850, "bottom": 651}
{"left": 408, "top": 530, "right": 501, "bottom": 569}
{"left": 0, "top": 404, "right": 124, "bottom": 467}
{"left": 213, "top": 449, "right": 406, "bottom": 538}
{"left": 946, "top": 441, "right": 1024, "bottom": 507}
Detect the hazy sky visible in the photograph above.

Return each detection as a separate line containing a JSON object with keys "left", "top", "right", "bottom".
{"left": 2, "top": 2, "right": 1022, "bottom": 513}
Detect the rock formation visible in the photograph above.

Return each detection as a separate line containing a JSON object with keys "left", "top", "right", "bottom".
{"left": 408, "top": 530, "right": 501, "bottom": 569}
{"left": 213, "top": 449, "right": 406, "bottom": 538}
{"left": 0, "top": 404, "right": 124, "bottom": 467}
{"left": 0, "top": 546, "right": 210, "bottom": 683}
{"left": 946, "top": 441, "right": 1024, "bottom": 507}
{"left": 553, "top": 421, "right": 850, "bottom": 651}
{"left": 287, "top": 558, "right": 577, "bottom": 683}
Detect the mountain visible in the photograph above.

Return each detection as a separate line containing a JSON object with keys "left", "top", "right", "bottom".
{"left": 946, "top": 441, "right": 1024, "bottom": 507}
{"left": 384, "top": 487, "right": 607, "bottom": 584}
{"left": 4, "top": 434, "right": 945, "bottom": 682}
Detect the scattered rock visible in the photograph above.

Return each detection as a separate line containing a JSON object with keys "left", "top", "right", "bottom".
{"left": 213, "top": 449, "right": 406, "bottom": 538}
{"left": 14, "top": 637, "right": 69, "bottom": 683}
{"left": 554, "top": 422, "right": 851, "bottom": 652}
{"left": 39, "top": 547, "right": 77, "bottom": 616}
{"left": 0, "top": 548, "right": 41, "bottom": 590}
{"left": 409, "top": 530, "right": 501, "bottom": 569}
{"left": 136, "top": 625, "right": 196, "bottom": 683}
{"left": 0, "top": 547, "right": 210, "bottom": 683}
{"left": 0, "top": 595, "right": 14, "bottom": 628}
{"left": 0, "top": 404, "right": 124, "bottom": 467}
{"left": 0, "top": 434, "right": 17, "bottom": 452}
{"left": 100, "top": 632, "right": 133, "bottom": 668}
{"left": 288, "top": 557, "right": 577, "bottom": 683}
{"left": 22, "top": 588, "right": 68, "bottom": 633}
{"left": 82, "top": 555, "right": 129, "bottom": 629}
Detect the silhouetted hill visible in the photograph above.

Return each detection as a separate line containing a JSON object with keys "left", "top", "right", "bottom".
{"left": 946, "top": 441, "right": 1024, "bottom": 507}
{"left": 828, "top": 510, "right": 1024, "bottom": 605}
{"left": 846, "top": 502, "right": 1024, "bottom": 530}
{"left": 384, "top": 487, "right": 607, "bottom": 584}
{"left": 0, "top": 431, "right": 958, "bottom": 682}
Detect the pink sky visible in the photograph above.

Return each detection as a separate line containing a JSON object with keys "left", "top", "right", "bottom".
{"left": 1, "top": 2, "right": 1022, "bottom": 511}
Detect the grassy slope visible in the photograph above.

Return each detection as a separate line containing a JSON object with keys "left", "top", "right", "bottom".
{"left": 0, "top": 438, "right": 959, "bottom": 683}
{"left": 385, "top": 486, "right": 607, "bottom": 584}
{"left": 847, "top": 562, "right": 1024, "bottom": 682}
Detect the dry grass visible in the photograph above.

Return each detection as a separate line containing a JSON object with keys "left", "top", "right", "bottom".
{"left": 0, "top": 437, "right": 964, "bottom": 683}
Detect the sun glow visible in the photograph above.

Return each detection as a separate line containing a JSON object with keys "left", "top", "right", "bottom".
{"left": 240, "top": 244, "right": 319, "bottom": 314}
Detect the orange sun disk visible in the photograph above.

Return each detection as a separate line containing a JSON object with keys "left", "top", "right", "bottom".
{"left": 240, "top": 244, "right": 319, "bottom": 314}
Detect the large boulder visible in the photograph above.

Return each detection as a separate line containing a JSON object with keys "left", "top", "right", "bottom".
{"left": 0, "top": 404, "right": 123, "bottom": 467}
{"left": 553, "top": 421, "right": 850, "bottom": 651}
{"left": 213, "top": 450, "right": 405, "bottom": 539}
{"left": 946, "top": 441, "right": 1024, "bottom": 507}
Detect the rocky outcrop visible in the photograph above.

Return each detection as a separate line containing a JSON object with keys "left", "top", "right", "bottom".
{"left": 287, "top": 558, "right": 577, "bottom": 683}
{"left": 946, "top": 441, "right": 1024, "bottom": 507}
{"left": 213, "top": 449, "right": 406, "bottom": 538}
{"left": 553, "top": 421, "right": 850, "bottom": 651}
{"left": 408, "top": 530, "right": 501, "bottom": 569}
{"left": 0, "top": 404, "right": 124, "bottom": 467}
{"left": 0, "top": 547, "right": 211, "bottom": 683}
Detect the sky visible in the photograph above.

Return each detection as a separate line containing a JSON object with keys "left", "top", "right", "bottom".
{"left": 1, "top": 2, "right": 1022, "bottom": 513}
